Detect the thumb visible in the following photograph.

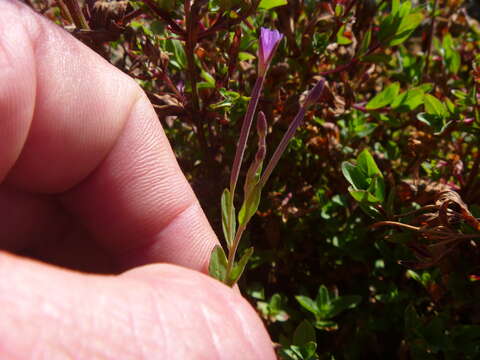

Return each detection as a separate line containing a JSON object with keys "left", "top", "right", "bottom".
{"left": 0, "top": 252, "right": 275, "bottom": 359}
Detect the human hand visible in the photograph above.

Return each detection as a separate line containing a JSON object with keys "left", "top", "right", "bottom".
{"left": 0, "top": 1, "right": 275, "bottom": 358}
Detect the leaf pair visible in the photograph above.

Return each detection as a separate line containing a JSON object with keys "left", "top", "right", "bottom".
{"left": 342, "top": 149, "right": 385, "bottom": 202}
{"left": 366, "top": 82, "right": 433, "bottom": 112}
{"left": 378, "top": 0, "right": 424, "bottom": 47}
{"left": 417, "top": 94, "right": 454, "bottom": 134}
{"left": 279, "top": 320, "right": 317, "bottom": 360}
{"left": 208, "top": 245, "right": 253, "bottom": 286}
{"left": 295, "top": 285, "right": 361, "bottom": 331}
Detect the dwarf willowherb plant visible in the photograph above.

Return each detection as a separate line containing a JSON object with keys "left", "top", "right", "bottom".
{"left": 208, "top": 28, "right": 325, "bottom": 286}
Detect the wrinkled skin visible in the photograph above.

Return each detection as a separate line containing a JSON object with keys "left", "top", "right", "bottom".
{"left": 0, "top": 1, "right": 275, "bottom": 358}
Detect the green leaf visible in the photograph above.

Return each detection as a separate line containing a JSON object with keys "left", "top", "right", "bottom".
{"left": 316, "top": 285, "right": 331, "bottom": 309}
{"left": 388, "top": 12, "right": 424, "bottom": 46}
{"left": 442, "top": 34, "right": 461, "bottom": 74}
{"left": 452, "top": 89, "right": 467, "bottom": 100}
{"left": 165, "top": 38, "right": 187, "bottom": 70}
{"left": 368, "top": 175, "right": 385, "bottom": 203}
{"left": 406, "top": 269, "right": 420, "bottom": 281}
{"left": 238, "top": 51, "right": 256, "bottom": 61}
{"left": 391, "top": 0, "right": 400, "bottom": 14}
{"left": 238, "top": 184, "right": 262, "bottom": 226}
{"left": 197, "top": 81, "right": 215, "bottom": 90}
{"left": 283, "top": 343, "right": 317, "bottom": 360}
{"left": 327, "top": 295, "right": 361, "bottom": 318}
{"left": 418, "top": 83, "right": 434, "bottom": 93}
{"left": 423, "top": 94, "right": 448, "bottom": 117}
{"left": 397, "top": 1, "right": 412, "bottom": 17}
{"left": 357, "top": 149, "right": 383, "bottom": 178}
{"left": 313, "top": 320, "right": 338, "bottom": 331}
{"left": 358, "top": 29, "right": 372, "bottom": 58}
{"left": 228, "top": 247, "right": 254, "bottom": 285}
{"left": 258, "top": 0, "right": 287, "bottom": 10}
{"left": 293, "top": 320, "right": 316, "bottom": 346}
{"left": 200, "top": 70, "right": 216, "bottom": 88}
{"left": 391, "top": 87, "right": 425, "bottom": 112}
{"left": 295, "top": 295, "right": 319, "bottom": 315}
{"left": 269, "top": 293, "right": 286, "bottom": 315}
{"left": 336, "top": 24, "right": 352, "bottom": 45}
{"left": 417, "top": 112, "right": 451, "bottom": 134}
{"left": 366, "top": 82, "right": 400, "bottom": 109}
{"left": 221, "top": 188, "right": 235, "bottom": 248}
{"left": 349, "top": 188, "right": 382, "bottom": 204}
{"left": 378, "top": 14, "right": 400, "bottom": 44}
{"left": 358, "top": 202, "right": 383, "bottom": 219}
{"left": 208, "top": 245, "right": 228, "bottom": 283}
{"left": 341, "top": 162, "right": 368, "bottom": 190}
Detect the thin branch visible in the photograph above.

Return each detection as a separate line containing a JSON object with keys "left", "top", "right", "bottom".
{"left": 230, "top": 76, "right": 265, "bottom": 195}
{"left": 62, "top": 0, "right": 90, "bottom": 30}
{"left": 371, "top": 221, "right": 421, "bottom": 232}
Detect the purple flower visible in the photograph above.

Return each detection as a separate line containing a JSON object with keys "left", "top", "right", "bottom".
{"left": 258, "top": 27, "right": 283, "bottom": 76}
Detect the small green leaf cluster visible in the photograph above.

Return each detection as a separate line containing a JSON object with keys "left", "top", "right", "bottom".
{"left": 377, "top": 0, "right": 424, "bottom": 47}
{"left": 295, "top": 285, "right": 361, "bottom": 331}
{"left": 341, "top": 149, "right": 385, "bottom": 217}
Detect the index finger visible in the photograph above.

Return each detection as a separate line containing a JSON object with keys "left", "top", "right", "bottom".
{"left": 1, "top": 1, "right": 218, "bottom": 271}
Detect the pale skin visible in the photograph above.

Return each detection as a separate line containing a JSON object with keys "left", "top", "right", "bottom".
{"left": 0, "top": 1, "right": 275, "bottom": 358}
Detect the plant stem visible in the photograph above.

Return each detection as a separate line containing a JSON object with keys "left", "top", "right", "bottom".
{"left": 62, "top": 0, "right": 90, "bottom": 30}
{"left": 259, "top": 107, "right": 306, "bottom": 188}
{"left": 226, "top": 224, "right": 246, "bottom": 279}
{"left": 370, "top": 221, "right": 420, "bottom": 232}
{"left": 229, "top": 76, "right": 266, "bottom": 196}
{"left": 57, "top": 0, "right": 74, "bottom": 25}
{"left": 184, "top": 0, "right": 210, "bottom": 157}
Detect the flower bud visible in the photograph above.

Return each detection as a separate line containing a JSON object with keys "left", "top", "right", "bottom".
{"left": 256, "top": 111, "right": 267, "bottom": 138}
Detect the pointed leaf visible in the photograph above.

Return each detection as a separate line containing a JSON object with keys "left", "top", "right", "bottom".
{"left": 357, "top": 149, "right": 383, "bottom": 178}
{"left": 341, "top": 161, "right": 368, "bottom": 190}
{"left": 228, "top": 247, "right": 254, "bottom": 285}
{"left": 366, "top": 82, "right": 400, "bottom": 109}
{"left": 358, "top": 29, "right": 372, "bottom": 58}
{"left": 391, "top": 87, "right": 425, "bottom": 112}
{"left": 349, "top": 188, "right": 382, "bottom": 204}
{"left": 208, "top": 245, "right": 228, "bottom": 283}
{"left": 221, "top": 188, "right": 236, "bottom": 248}
{"left": 316, "top": 285, "right": 330, "bottom": 309}
{"left": 258, "top": 0, "right": 287, "bottom": 10}
{"left": 336, "top": 24, "right": 352, "bottom": 45}
{"left": 388, "top": 13, "right": 424, "bottom": 46}
{"left": 327, "top": 295, "right": 362, "bottom": 318}
{"left": 293, "top": 320, "right": 316, "bottom": 346}
{"left": 424, "top": 94, "right": 448, "bottom": 117}
{"left": 368, "top": 176, "right": 385, "bottom": 203}
{"left": 238, "top": 184, "right": 262, "bottom": 226}
{"left": 313, "top": 320, "right": 338, "bottom": 331}
{"left": 295, "top": 295, "right": 319, "bottom": 315}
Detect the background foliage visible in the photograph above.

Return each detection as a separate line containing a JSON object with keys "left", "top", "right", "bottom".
{"left": 30, "top": 0, "right": 480, "bottom": 358}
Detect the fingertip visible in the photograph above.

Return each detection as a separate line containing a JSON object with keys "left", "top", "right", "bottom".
{"left": 122, "top": 264, "right": 276, "bottom": 360}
